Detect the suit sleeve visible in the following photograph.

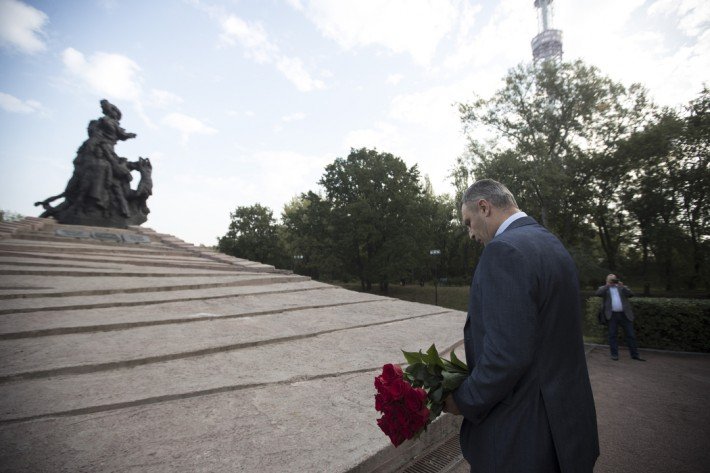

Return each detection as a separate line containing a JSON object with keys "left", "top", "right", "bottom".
{"left": 452, "top": 240, "right": 537, "bottom": 425}
{"left": 622, "top": 286, "right": 634, "bottom": 298}
{"left": 594, "top": 286, "right": 607, "bottom": 297}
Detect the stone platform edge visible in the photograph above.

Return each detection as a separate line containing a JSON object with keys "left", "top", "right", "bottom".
{"left": 348, "top": 413, "right": 460, "bottom": 473}
{"left": 1, "top": 217, "right": 292, "bottom": 275}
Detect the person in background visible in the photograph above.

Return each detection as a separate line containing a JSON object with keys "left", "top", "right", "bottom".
{"left": 596, "top": 274, "right": 645, "bottom": 361}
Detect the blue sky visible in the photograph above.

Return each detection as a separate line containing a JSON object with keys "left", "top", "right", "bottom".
{"left": 1, "top": 0, "right": 708, "bottom": 245}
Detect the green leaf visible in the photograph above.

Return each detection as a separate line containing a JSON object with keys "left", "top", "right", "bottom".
{"left": 429, "top": 403, "right": 443, "bottom": 421}
{"left": 430, "top": 385, "right": 444, "bottom": 403}
{"left": 407, "top": 363, "right": 430, "bottom": 383}
{"left": 402, "top": 349, "right": 423, "bottom": 365}
{"left": 441, "top": 371, "right": 468, "bottom": 391}
{"left": 421, "top": 344, "right": 445, "bottom": 368}
{"left": 449, "top": 350, "right": 468, "bottom": 371}
{"left": 441, "top": 359, "right": 465, "bottom": 374}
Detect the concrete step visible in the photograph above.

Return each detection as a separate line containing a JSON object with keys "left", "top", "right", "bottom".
{"left": 0, "top": 370, "right": 459, "bottom": 473}
{"left": 0, "top": 251, "right": 241, "bottom": 272}
{"left": 0, "top": 279, "right": 325, "bottom": 315}
{"left": 0, "top": 268, "right": 249, "bottom": 277}
{"left": 0, "top": 274, "right": 307, "bottom": 299}
{"left": 0, "top": 285, "right": 374, "bottom": 338}
{"left": 0, "top": 221, "right": 467, "bottom": 473}
{"left": 0, "top": 299, "right": 452, "bottom": 380}
{"left": 0, "top": 311, "right": 463, "bottom": 422}
{"left": 0, "top": 240, "right": 200, "bottom": 257}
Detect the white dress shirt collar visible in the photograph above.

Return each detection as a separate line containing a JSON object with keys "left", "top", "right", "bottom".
{"left": 495, "top": 211, "right": 527, "bottom": 238}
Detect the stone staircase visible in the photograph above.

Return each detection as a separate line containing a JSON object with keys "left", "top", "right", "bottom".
{"left": 0, "top": 217, "right": 465, "bottom": 472}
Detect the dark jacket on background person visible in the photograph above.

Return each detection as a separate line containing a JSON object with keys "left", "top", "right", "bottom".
{"left": 452, "top": 216, "right": 599, "bottom": 473}
{"left": 595, "top": 284, "right": 635, "bottom": 321}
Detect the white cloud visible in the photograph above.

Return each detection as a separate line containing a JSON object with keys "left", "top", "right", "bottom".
{"left": 343, "top": 79, "right": 474, "bottom": 195}
{"left": 162, "top": 112, "right": 217, "bottom": 144}
{"left": 443, "top": 0, "right": 531, "bottom": 72}
{"left": 344, "top": 122, "right": 404, "bottom": 153}
{"left": 169, "top": 148, "right": 331, "bottom": 239}
{"left": 0, "top": 0, "right": 48, "bottom": 54}
{"left": 0, "top": 92, "right": 42, "bottom": 113}
{"left": 281, "top": 112, "right": 306, "bottom": 122}
{"left": 148, "top": 89, "right": 184, "bottom": 108}
{"left": 386, "top": 73, "right": 403, "bottom": 85}
{"left": 205, "top": 9, "right": 324, "bottom": 91}
{"left": 275, "top": 56, "right": 325, "bottom": 92}
{"left": 220, "top": 15, "right": 277, "bottom": 63}
{"left": 295, "top": 0, "right": 459, "bottom": 66}
{"left": 389, "top": 86, "right": 461, "bottom": 130}
{"left": 62, "top": 47, "right": 143, "bottom": 102}
{"left": 284, "top": 0, "right": 304, "bottom": 12}
{"left": 648, "top": 0, "right": 710, "bottom": 37}
{"left": 555, "top": 0, "right": 709, "bottom": 107}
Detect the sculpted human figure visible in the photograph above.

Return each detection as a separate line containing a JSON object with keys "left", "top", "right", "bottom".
{"left": 34, "top": 99, "right": 152, "bottom": 228}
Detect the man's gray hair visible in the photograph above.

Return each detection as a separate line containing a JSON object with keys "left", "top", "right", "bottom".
{"left": 461, "top": 179, "right": 518, "bottom": 209}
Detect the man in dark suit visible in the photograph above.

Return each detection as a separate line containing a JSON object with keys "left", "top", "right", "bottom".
{"left": 444, "top": 179, "right": 599, "bottom": 473}
{"left": 595, "top": 274, "right": 644, "bottom": 361}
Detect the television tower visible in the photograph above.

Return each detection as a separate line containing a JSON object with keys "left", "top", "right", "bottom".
{"left": 531, "top": 0, "right": 563, "bottom": 61}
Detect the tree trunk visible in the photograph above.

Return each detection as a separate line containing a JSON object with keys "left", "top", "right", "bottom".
{"left": 641, "top": 237, "right": 650, "bottom": 296}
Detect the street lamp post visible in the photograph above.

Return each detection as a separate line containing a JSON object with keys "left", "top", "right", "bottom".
{"left": 293, "top": 254, "right": 304, "bottom": 273}
{"left": 430, "top": 249, "right": 441, "bottom": 306}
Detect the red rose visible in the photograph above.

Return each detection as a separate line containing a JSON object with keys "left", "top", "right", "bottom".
{"left": 404, "top": 386, "right": 424, "bottom": 411}
{"left": 418, "top": 406, "right": 430, "bottom": 423}
{"left": 387, "top": 378, "right": 406, "bottom": 400}
{"left": 376, "top": 416, "right": 389, "bottom": 435}
{"left": 401, "top": 422, "right": 413, "bottom": 438}
{"left": 375, "top": 392, "right": 388, "bottom": 412}
{"left": 414, "top": 387, "right": 427, "bottom": 402}
{"left": 389, "top": 430, "right": 405, "bottom": 447}
{"left": 374, "top": 375, "right": 386, "bottom": 394}
{"left": 381, "top": 363, "right": 403, "bottom": 383}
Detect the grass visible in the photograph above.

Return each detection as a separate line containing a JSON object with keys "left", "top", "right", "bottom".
{"left": 334, "top": 281, "right": 605, "bottom": 342}
{"left": 336, "top": 282, "right": 469, "bottom": 312}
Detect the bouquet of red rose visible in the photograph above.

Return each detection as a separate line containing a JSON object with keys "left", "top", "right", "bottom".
{"left": 374, "top": 344, "right": 468, "bottom": 447}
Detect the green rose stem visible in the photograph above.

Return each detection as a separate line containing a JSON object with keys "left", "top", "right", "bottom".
{"left": 401, "top": 344, "right": 468, "bottom": 421}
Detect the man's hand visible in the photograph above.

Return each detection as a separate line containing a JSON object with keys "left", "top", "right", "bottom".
{"left": 443, "top": 394, "right": 461, "bottom": 416}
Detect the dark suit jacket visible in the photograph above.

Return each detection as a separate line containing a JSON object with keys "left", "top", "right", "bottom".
{"left": 595, "top": 285, "right": 635, "bottom": 321}
{"left": 452, "top": 216, "right": 599, "bottom": 473}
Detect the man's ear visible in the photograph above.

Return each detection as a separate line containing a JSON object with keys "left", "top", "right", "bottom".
{"left": 478, "top": 199, "right": 490, "bottom": 216}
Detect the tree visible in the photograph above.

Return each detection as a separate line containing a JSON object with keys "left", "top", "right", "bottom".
{"left": 620, "top": 88, "right": 710, "bottom": 291}
{"left": 217, "top": 204, "right": 287, "bottom": 267}
{"left": 0, "top": 209, "right": 24, "bottom": 222}
{"left": 280, "top": 191, "right": 343, "bottom": 280}
{"left": 319, "top": 148, "right": 427, "bottom": 291}
{"left": 456, "top": 60, "right": 651, "bottom": 269}
{"left": 673, "top": 88, "right": 710, "bottom": 288}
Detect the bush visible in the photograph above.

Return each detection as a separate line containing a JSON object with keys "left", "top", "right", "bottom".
{"left": 585, "top": 297, "right": 710, "bottom": 353}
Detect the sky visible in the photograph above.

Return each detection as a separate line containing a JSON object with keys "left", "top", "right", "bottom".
{"left": 1, "top": 0, "right": 708, "bottom": 246}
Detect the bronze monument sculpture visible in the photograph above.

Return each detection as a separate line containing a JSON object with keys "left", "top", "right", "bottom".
{"left": 35, "top": 99, "right": 153, "bottom": 228}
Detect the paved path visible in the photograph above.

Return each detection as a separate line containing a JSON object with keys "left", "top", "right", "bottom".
{"left": 445, "top": 346, "right": 710, "bottom": 473}
{"left": 589, "top": 346, "right": 710, "bottom": 473}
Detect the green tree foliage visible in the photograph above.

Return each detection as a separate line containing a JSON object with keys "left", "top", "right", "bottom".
{"left": 455, "top": 60, "right": 651, "bottom": 269}
{"left": 0, "top": 209, "right": 24, "bottom": 222}
{"left": 319, "top": 148, "right": 429, "bottom": 291}
{"left": 278, "top": 148, "right": 471, "bottom": 290}
{"left": 216, "top": 70, "right": 706, "bottom": 294}
{"left": 217, "top": 204, "right": 287, "bottom": 268}
{"left": 280, "top": 191, "right": 343, "bottom": 280}
{"left": 620, "top": 88, "right": 710, "bottom": 290}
